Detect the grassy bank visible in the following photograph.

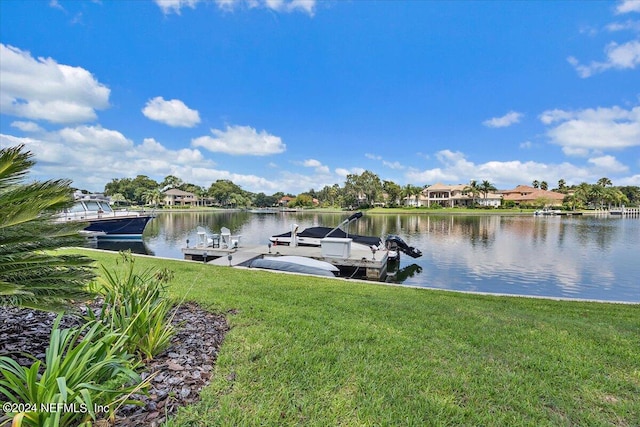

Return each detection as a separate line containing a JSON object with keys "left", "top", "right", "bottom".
{"left": 367, "top": 207, "right": 538, "bottom": 215}
{"left": 62, "top": 249, "right": 639, "bottom": 426}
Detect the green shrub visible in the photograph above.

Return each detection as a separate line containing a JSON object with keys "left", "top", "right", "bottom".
{"left": 0, "top": 318, "right": 147, "bottom": 427}
{"left": 88, "top": 252, "right": 177, "bottom": 361}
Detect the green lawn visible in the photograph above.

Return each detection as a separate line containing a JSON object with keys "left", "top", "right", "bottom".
{"left": 367, "top": 207, "right": 538, "bottom": 215}
{"left": 63, "top": 249, "right": 639, "bottom": 426}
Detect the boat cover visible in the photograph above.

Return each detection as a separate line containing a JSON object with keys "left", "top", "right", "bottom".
{"left": 272, "top": 226, "right": 382, "bottom": 247}
{"left": 250, "top": 258, "right": 337, "bottom": 277}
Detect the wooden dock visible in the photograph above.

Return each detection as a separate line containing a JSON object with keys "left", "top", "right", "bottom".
{"left": 182, "top": 244, "right": 389, "bottom": 280}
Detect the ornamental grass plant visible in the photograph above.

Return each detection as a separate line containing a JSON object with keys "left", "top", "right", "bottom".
{"left": 0, "top": 317, "right": 148, "bottom": 427}
{"left": 87, "top": 251, "right": 178, "bottom": 361}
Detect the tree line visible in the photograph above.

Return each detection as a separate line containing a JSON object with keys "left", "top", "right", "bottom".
{"left": 100, "top": 171, "right": 640, "bottom": 209}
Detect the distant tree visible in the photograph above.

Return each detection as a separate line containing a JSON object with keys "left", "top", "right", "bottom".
{"left": 382, "top": 180, "right": 402, "bottom": 207}
{"left": 540, "top": 181, "right": 548, "bottom": 191}
{"left": 597, "top": 177, "right": 612, "bottom": 187}
{"left": 161, "top": 175, "right": 183, "bottom": 190}
{"left": 532, "top": 180, "right": 540, "bottom": 189}
{"left": 358, "top": 171, "right": 383, "bottom": 205}
{"left": 589, "top": 185, "right": 606, "bottom": 208}
{"left": 603, "top": 187, "right": 628, "bottom": 209}
{"left": 142, "top": 188, "right": 163, "bottom": 207}
{"left": 344, "top": 171, "right": 382, "bottom": 207}
{"left": 0, "top": 145, "right": 95, "bottom": 311}
{"left": 104, "top": 177, "right": 135, "bottom": 202}
{"left": 253, "top": 192, "right": 277, "bottom": 207}
{"left": 290, "top": 194, "right": 314, "bottom": 208}
{"left": 479, "top": 180, "right": 497, "bottom": 201}
{"left": 618, "top": 186, "right": 640, "bottom": 205}
{"left": 110, "top": 192, "right": 127, "bottom": 206}
{"left": 557, "top": 179, "right": 567, "bottom": 192}
{"left": 208, "top": 180, "right": 245, "bottom": 207}
{"left": 401, "top": 184, "right": 422, "bottom": 207}
{"left": 463, "top": 180, "right": 480, "bottom": 206}
{"left": 574, "top": 182, "right": 592, "bottom": 207}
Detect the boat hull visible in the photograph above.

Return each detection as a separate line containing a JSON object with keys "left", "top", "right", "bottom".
{"left": 83, "top": 216, "right": 154, "bottom": 239}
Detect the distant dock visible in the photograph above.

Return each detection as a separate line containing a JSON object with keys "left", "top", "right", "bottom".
{"left": 609, "top": 207, "right": 640, "bottom": 217}
{"left": 182, "top": 243, "right": 390, "bottom": 280}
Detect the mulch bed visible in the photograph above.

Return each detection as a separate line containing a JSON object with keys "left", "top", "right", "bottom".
{"left": 0, "top": 302, "right": 229, "bottom": 426}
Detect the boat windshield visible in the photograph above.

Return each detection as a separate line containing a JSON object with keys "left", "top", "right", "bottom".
{"left": 98, "top": 202, "right": 113, "bottom": 213}
{"left": 84, "top": 201, "right": 102, "bottom": 212}
{"left": 68, "top": 203, "right": 86, "bottom": 213}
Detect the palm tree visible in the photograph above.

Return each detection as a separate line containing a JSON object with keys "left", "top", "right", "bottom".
{"left": 143, "top": 188, "right": 163, "bottom": 208}
{"left": 479, "top": 180, "right": 497, "bottom": 202}
{"left": 0, "top": 145, "right": 95, "bottom": 311}
{"left": 540, "top": 181, "right": 548, "bottom": 191}
{"left": 589, "top": 185, "right": 606, "bottom": 209}
{"left": 557, "top": 179, "right": 567, "bottom": 193}
{"left": 463, "top": 180, "right": 480, "bottom": 206}
{"left": 597, "top": 177, "right": 612, "bottom": 187}
{"left": 532, "top": 180, "right": 540, "bottom": 189}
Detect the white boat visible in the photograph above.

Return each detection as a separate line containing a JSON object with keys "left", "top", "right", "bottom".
{"left": 534, "top": 209, "right": 562, "bottom": 216}
{"left": 270, "top": 212, "right": 383, "bottom": 250}
{"left": 250, "top": 255, "right": 339, "bottom": 277}
{"left": 269, "top": 212, "right": 422, "bottom": 259}
{"left": 55, "top": 192, "right": 154, "bottom": 239}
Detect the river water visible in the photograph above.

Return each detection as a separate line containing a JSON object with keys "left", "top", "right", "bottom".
{"left": 97, "top": 211, "right": 640, "bottom": 303}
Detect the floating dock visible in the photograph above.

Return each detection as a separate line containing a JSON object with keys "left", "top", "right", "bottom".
{"left": 182, "top": 243, "right": 390, "bottom": 281}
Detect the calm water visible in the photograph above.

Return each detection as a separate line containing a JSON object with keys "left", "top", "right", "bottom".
{"left": 98, "top": 212, "right": 640, "bottom": 303}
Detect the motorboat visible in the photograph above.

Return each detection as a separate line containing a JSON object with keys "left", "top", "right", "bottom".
{"left": 534, "top": 209, "right": 562, "bottom": 216}
{"left": 270, "top": 212, "right": 382, "bottom": 249}
{"left": 250, "top": 255, "right": 339, "bottom": 277}
{"left": 55, "top": 192, "right": 154, "bottom": 239}
{"left": 269, "top": 212, "right": 422, "bottom": 259}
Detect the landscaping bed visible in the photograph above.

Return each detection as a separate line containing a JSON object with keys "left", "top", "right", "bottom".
{"left": 0, "top": 302, "right": 229, "bottom": 427}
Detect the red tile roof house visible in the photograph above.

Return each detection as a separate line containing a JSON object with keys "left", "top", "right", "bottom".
{"left": 278, "top": 196, "right": 294, "bottom": 207}
{"left": 501, "top": 185, "right": 566, "bottom": 207}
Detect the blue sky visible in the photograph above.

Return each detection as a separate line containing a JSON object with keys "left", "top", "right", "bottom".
{"left": 1, "top": 0, "right": 639, "bottom": 194}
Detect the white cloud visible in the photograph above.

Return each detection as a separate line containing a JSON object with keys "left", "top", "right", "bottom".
{"left": 0, "top": 128, "right": 294, "bottom": 192}
{"left": 519, "top": 141, "right": 533, "bottom": 149}
{"left": 154, "top": 0, "right": 200, "bottom": 14}
{"left": 192, "top": 125, "right": 286, "bottom": 156}
{"left": 302, "top": 158, "right": 330, "bottom": 174}
{"left": 365, "top": 153, "right": 382, "bottom": 160}
{"left": 588, "top": 155, "right": 629, "bottom": 172}
{"left": 142, "top": 96, "right": 201, "bottom": 128}
{"left": 335, "top": 167, "right": 365, "bottom": 178}
{"left": 540, "top": 106, "right": 640, "bottom": 155}
{"left": 403, "top": 150, "right": 619, "bottom": 188}
{"left": 0, "top": 44, "right": 110, "bottom": 124}
{"left": 616, "top": 174, "right": 640, "bottom": 185}
{"left": 568, "top": 39, "right": 640, "bottom": 77}
{"left": 616, "top": 0, "right": 640, "bottom": 14}
{"left": 155, "top": 0, "right": 315, "bottom": 15}
{"left": 382, "top": 160, "right": 405, "bottom": 170}
{"left": 10, "top": 121, "right": 44, "bottom": 133}
{"left": 606, "top": 20, "right": 640, "bottom": 32}
{"left": 482, "top": 111, "right": 523, "bottom": 128}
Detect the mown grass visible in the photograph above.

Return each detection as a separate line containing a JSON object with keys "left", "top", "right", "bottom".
{"left": 62, "top": 249, "right": 639, "bottom": 426}
{"left": 367, "top": 207, "right": 538, "bottom": 215}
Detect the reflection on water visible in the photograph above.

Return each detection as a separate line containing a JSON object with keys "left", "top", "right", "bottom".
{"left": 107, "top": 211, "right": 639, "bottom": 302}
{"left": 84, "top": 238, "right": 155, "bottom": 256}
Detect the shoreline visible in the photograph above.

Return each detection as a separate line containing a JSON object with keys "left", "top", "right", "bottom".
{"left": 133, "top": 207, "right": 611, "bottom": 216}
{"left": 73, "top": 248, "right": 640, "bottom": 305}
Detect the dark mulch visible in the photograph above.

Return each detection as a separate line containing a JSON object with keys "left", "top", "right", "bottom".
{"left": 0, "top": 302, "right": 229, "bottom": 426}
